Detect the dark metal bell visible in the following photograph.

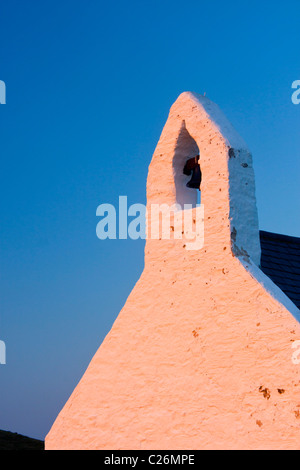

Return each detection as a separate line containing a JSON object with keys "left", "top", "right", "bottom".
{"left": 183, "top": 155, "right": 202, "bottom": 189}
{"left": 186, "top": 165, "right": 201, "bottom": 189}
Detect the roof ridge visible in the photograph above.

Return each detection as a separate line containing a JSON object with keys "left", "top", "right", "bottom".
{"left": 260, "top": 230, "right": 300, "bottom": 244}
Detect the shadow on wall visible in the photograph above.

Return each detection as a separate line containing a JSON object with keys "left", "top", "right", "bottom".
{"left": 172, "top": 121, "right": 200, "bottom": 208}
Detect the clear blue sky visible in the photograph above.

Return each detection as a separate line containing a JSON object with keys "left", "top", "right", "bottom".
{"left": 0, "top": 0, "right": 299, "bottom": 440}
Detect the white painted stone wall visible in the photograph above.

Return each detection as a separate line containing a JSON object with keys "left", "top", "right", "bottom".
{"left": 46, "top": 93, "right": 300, "bottom": 450}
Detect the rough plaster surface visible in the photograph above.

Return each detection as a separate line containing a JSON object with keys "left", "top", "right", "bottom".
{"left": 46, "top": 93, "right": 300, "bottom": 450}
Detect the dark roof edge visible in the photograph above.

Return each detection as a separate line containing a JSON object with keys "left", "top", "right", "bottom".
{"left": 260, "top": 230, "right": 300, "bottom": 245}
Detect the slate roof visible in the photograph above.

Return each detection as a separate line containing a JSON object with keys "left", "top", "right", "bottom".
{"left": 260, "top": 230, "right": 300, "bottom": 310}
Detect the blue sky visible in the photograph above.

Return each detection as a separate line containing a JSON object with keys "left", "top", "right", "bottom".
{"left": 0, "top": 0, "right": 299, "bottom": 440}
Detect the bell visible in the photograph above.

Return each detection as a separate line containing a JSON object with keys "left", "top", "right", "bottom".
{"left": 183, "top": 155, "right": 202, "bottom": 190}
{"left": 186, "top": 164, "right": 202, "bottom": 189}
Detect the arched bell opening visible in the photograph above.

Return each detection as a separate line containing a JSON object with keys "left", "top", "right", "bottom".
{"left": 172, "top": 121, "right": 201, "bottom": 208}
